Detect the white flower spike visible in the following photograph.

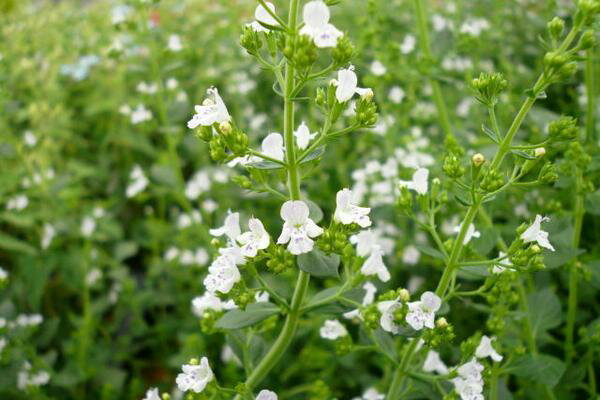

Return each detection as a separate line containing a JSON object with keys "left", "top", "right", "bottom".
{"left": 237, "top": 217, "right": 270, "bottom": 258}
{"left": 423, "top": 350, "right": 449, "bottom": 375}
{"left": 405, "top": 291, "right": 442, "bottom": 330}
{"left": 333, "top": 66, "right": 371, "bottom": 103}
{"left": 175, "top": 357, "right": 214, "bottom": 394}
{"left": 334, "top": 188, "right": 372, "bottom": 228}
{"left": 277, "top": 200, "right": 324, "bottom": 255}
{"left": 399, "top": 167, "right": 429, "bottom": 195}
{"left": 475, "top": 335, "right": 503, "bottom": 362}
{"left": 300, "top": 1, "right": 343, "bottom": 48}
{"left": 521, "top": 214, "right": 555, "bottom": 251}
{"left": 187, "top": 88, "right": 230, "bottom": 129}
{"left": 319, "top": 319, "right": 348, "bottom": 340}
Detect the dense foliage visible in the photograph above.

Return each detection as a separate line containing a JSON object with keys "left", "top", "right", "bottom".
{"left": 0, "top": 0, "right": 599, "bottom": 399}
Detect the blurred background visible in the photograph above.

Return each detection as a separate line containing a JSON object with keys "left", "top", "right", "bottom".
{"left": 0, "top": 0, "right": 598, "bottom": 399}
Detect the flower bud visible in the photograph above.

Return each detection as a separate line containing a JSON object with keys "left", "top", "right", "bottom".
{"left": 361, "top": 88, "right": 374, "bottom": 102}
{"left": 443, "top": 154, "right": 465, "bottom": 178}
{"left": 530, "top": 244, "right": 542, "bottom": 254}
{"left": 219, "top": 121, "right": 232, "bottom": 134}
{"left": 471, "top": 72, "right": 508, "bottom": 106}
{"left": 547, "top": 17, "right": 565, "bottom": 40}
{"left": 398, "top": 288, "right": 410, "bottom": 302}
{"left": 577, "top": 30, "right": 597, "bottom": 50}
{"left": 332, "top": 35, "right": 355, "bottom": 67}
{"left": 548, "top": 116, "right": 578, "bottom": 141}
{"left": 436, "top": 317, "right": 448, "bottom": 329}
{"left": 189, "top": 358, "right": 199, "bottom": 365}
{"left": 472, "top": 153, "right": 486, "bottom": 167}
{"left": 534, "top": 147, "right": 546, "bottom": 157}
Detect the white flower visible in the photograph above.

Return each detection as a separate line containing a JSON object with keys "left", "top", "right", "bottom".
{"left": 360, "top": 388, "right": 385, "bottom": 400}
{"left": 334, "top": 188, "right": 371, "bottom": 227}
{"left": 521, "top": 214, "right": 555, "bottom": 251}
{"left": 460, "top": 18, "right": 490, "bottom": 36}
{"left": 360, "top": 246, "right": 390, "bottom": 282}
{"left": 277, "top": 200, "right": 323, "bottom": 255}
{"left": 187, "top": 88, "right": 230, "bottom": 129}
{"left": 370, "top": 60, "right": 387, "bottom": 76}
{"left": 405, "top": 291, "right": 441, "bottom": 330}
{"left": 400, "top": 35, "right": 416, "bottom": 54}
{"left": 126, "top": 165, "right": 149, "bottom": 198}
{"left": 142, "top": 388, "right": 161, "bottom": 400}
{"left": 210, "top": 212, "right": 241, "bottom": 244}
{"left": 294, "top": 121, "right": 317, "bottom": 150}
{"left": 320, "top": 319, "right": 348, "bottom": 340}
{"left": 203, "top": 254, "right": 241, "bottom": 294}
{"left": 402, "top": 245, "right": 420, "bottom": 265}
{"left": 399, "top": 168, "right": 429, "bottom": 195}
{"left": 453, "top": 223, "right": 481, "bottom": 245}
{"left": 176, "top": 358, "right": 214, "bottom": 393}
{"left": 166, "top": 78, "right": 179, "bottom": 90}
{"left": 137, "top": 81, "right": 158, "bottom": 94}
{"left": 378, "top": 300, "right": 402, "bottom": 334}
{"left": 388, "top": 86, "right": 405, "bottom": 104}
{"left": 0, "top": 337, "right": 6, "bottom": 353}
{"left": 344, "top": 281, "right": 377, "bottom": 319}
{"left": 248, "top": 2, "right": 279, "bottom": 32}
{"left": 168, "top": 34, "right": 182, "bottom": 51}
{"left": 81, "top": 216, "right": 96, "bottom": 238}
{"left": 333, "top": 65, "right": 371, "bottom": 103}
{"left": 0, "top": 267, "right": 7, "bottom": 281}
{"left": 457, "top": 358, "right": 484, "bottom": 383}
{"left": 261, "top": 133, "right": 285, "bottom": 161}
{"left": 300, "top": 1, "right": 343, "bottom": 48}
{"left": 192, "top": 292, "right": 226, "bottom": 317}
{"left": 256, "top": 389, "right": 278, "bottom": 400}
{"left": 6, "top": 195, "right": 28, "bottom": 211}
{"left": 493, "top": 251, "right": 514, "bottom": 274}
{"left": 185, "top": 170, "right": 211, "bottom": 200}
{"left": 475, "top": 335, "right": 503, "bottom": 362}
{"left": 237, "top": 218, "right": 270, "bottom": 258}
{"left": 423, "top": 350, "right": 448, "bottom": 374}
{"left": 255, "top": 291, "right": 270, "bottom": 303}
{"left": 17, "top": 362, "right": 50, "bottom": 389}
{"left": 452, "top": 377, "right": 484, "bottom": 400}
{"left": 24, "top": 131, "right": 37, "bottom": 147}
{"left": 131, "top": 105, "right": 152, "bottom": 124}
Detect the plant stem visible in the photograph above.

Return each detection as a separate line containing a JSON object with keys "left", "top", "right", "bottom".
{"left": 234, "top": 0, "right": 305, "bottom": 396}
{"left": 386, "top": 339, "right": 419, "bottom": 398}
{"left": 585, "top": 48, "right": 595, "bottom": 144}
{"left": 412, "top": 0, "right": 453, "bottom": 139}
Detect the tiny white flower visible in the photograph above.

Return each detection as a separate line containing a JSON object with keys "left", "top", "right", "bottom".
{"left": 131, "top": 105, "right": 152, "bottom": 124}
{"left": 334, "top": 188, "right": 372, "bottom": 227}
{"left": 176, "top": 358, "right": 214, "bottom": 393}
{"left": 187, "top": 88, "right": 230, "bottom": 129}
{"left": 370, "top": 60, "right": 387, "bottom": 76}
{"left": 249, "top": 2, "right": 279, "bottom": 32}
{"left": 521, "top": 214, "right": 555, "bottom": 251}
{"left": 0, "top": 267, "right": 7, "bottom": 281}
{"left": 457, "top": 358, "right": 484, "bottom": 383}
{"left": 493, "top": 251, "right": 514, "bottom": 274}
{"left": 203, "top": 254, "right": 241, "bottom": 294}
{"left": 360, "top": 246, "right": 390, "bottom": 282}
{"left": 81, "top": 216, "right": 96, "bottom": 238}
{"left": 168, "top": 34, "right": 183, "bottom": 51}
{"left": 405, "top": 291, "right": 441, "bottom": 330}
{"left": 277, "top": 200, "right": 324, "bottom": 255}
{"left": 378, "top": 300, "right": 402, "bottom": 334}
{"left": 344, "top": 281, "right": 377, "bottom": 319}
{"left": 320, "top": 319, "right": 348, "bottom": 340}
{"left": 360, "top": 388, "right": 385, "bottom": 400}
{"left": 475, "top": 335, "right": 503, "bottom": 362}
{"left": 0, "top": 337, "right": 6, "bottom": 353}
{"left": 255, "top": 291, "right": 270, "bottom": 303}
{"left": 452, "top": 377, "right": 484, "bottom": 400}
{"left": 388, "top": 86, "right": 405, "bottom": 104}
{"left": 261, "top": 133, "right": 285, "bottom": 161}
{"left": 210, "top": 212, "right": 241, "bottom": 244}
{"left": 294, "top": 121, "right": 317, "bottom": 150}
{"left": 24, "top": 131, "right": 37, "bottom": 147}
{"left": 166, "top": 77, "right": 179, "bottom": 90}
{"left": 453, "top": 223, "right": 481, "bottom": 245}
{"left": 399, "top": 167, "right": 429, "bottom": 195}
{"left": 164, "top": 247, "right": 180, "bottom": 262}
{"left": 6, "top": 195, "right": 29, "bottom": 211}
{"left": 402, "top": 245, "right": 420, "bottom": 265}
{"left": 126, "top": 165, "right": 149, "bottom": 198}
{"left": 400, "top": 34, "right": 416, "bottom": 54}
{"left": 86, "top": 268, "right": 102, "bottom": 286}
{"left": 192, "top": 292, "right": 225, "bottom": 317}
{"left": 256, "top": 389, "right": 278, "bottom": 400}
{"left": 333, "top": 65, "right": 371, "bottom": 103}
{"left": 300, "top": 1, "right": 343, "bottom": 48}
{"left": 185, "top": 170, "right": 211, "bottom": 200}
{"left": 423, "top": 350, "right": 449, "bottom": 374}
{"left": 237, "top": 217, "right": 270, "bottom": 258}
{"left": 142, "top": 387, "right": 161, "bottom": 400}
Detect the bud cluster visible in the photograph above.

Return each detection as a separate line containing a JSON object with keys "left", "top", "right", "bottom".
{"left": 480, "top": 168, "right": 504, "bottom": 192}
{"left": 471, "top": 72, "right": 508, "bottom": 107}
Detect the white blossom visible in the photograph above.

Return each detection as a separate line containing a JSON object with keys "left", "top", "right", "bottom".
{"left": 405, "top": 291, "right": 441, "bottom": 330}
{"left": 24, "top": 131, "right": 37, "bottom": 147}
{"left": 203, "top": 254, "right": 241, "bottom": 294}
{"left": 81, "top": 216, "right": 96, "bottom": 238}
{"left": 6, "top": 195, "right": 28, "bottom": 211}
{"left": 294, "top": 121, "right": 317, "bottom": 150}
{"left": 126, "top": 165, "right": 149, "bottom": 198}
{"left": 423, "top": 350, "right": 449, "bottom": 374}
{"left": 168, "top": 34, "right": 182, "bottom": 51}
{"left": 334, "top": 188, "right": 371, "bottom": 227}
{"left": 176, "top": 358, "right": 214, "bottom": 394}
{"left": 300, "top": 1, "right": 343, "bottom": 48}
{"left": 131, "top": 105, "right": 152, "bottom": 124}
{"left": 261, "top": 133, "right": 285, "bottom": 161}
{"left": 142, "top": 388, "right": 161, "bottom": 400}
{"left": 187, "top": 88, "right": 230, "bottom": 129}
{"left": 370, "top": 60, "right": 387, "bottom": 76}
{"left": 399, "top": 168, "right": 429, "bottom": 195}
{"left": 319, "top": 319, "right": 348, "bottom": 340}
{"left": 344, "top": 281, "right": 377, "bottom": 319}
{"left": 277, "top": 200, "right": 323, "bottom": 255}
{"left": 402, "top": 245, "right": 420, "bottom": 265}
{"left": 210, "top": 212, "right": 241, "bottom": 244}
{"left": 359, "top": 388, "right": 385, "bottom": 400}
{"left": 521, "top": 214, "right": 555, "bottom": 251}
{"left": 493, "top": 251, "right": 514, "bottom": 274}
{"left": 475, "top": 335, "right": 503, "bottom": 362}
{"left": 256, "top": 390, "right": 278, "bottom": 400}
{"left": 0, "top": 267, "right": 7, "bottom": 281}
{"left": 137, "top": 81, "right": 158, "bottom": 94}
{"left": 453, "top": 223, "right": 481, "bottom": 245}
{"left": 350, "top": 230, "right": 390, "bottom": 282}
{"left": 333, "top": 65, "right": 371, "bottom": 103}
{"left": 378, "top": 300, "right": 402, "bottom": 334}
{"left": 192, "top": 292, "right": 227, "bottom": 317}
{"left": 400, "top": 35, "right": 416, "bottom": 54}
{"left": 248, "top": 2, "right": 279, "bottom": 32}
{"left": 388, "top": 86, "right": 405, "bottom": 104}
{"left": 237, "top": 217, "right": 270, "bottom": 258}
{"left": 17, "top": 362, "right": 50, "bottom": 390}
{"left": 185, "top": 170, "right": 211, "bottom": 200}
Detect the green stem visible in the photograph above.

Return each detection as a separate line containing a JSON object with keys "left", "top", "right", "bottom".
{"left": 387, "top": 339, "right": 419, "bottom": 398}
{"left": 585, "top": 48, "right": 595, "bottom": 144}
{"left": 234, "top": 1, "right": 305, "bottom": 396}
{"left": 412, "top": 0, "right": 453, "bottom": 138}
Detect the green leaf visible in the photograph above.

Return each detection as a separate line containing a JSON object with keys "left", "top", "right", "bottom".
{"left": 297, "top": 249, "right": 340, "bottom": 278}
{"left": 307, "top": 286, "right": 341, "bottom": 307}
{"left": 481, "top": 124, "right": 499, "bottom": 143}
{"left": 414, "top": 244, "right": 446, "bottom": 260}
{"left": 510, "top": 354, "right": 566, "bottom": 387}
{"left": 246, "top": 160, "right": 283, "bottom": 170}
{"left": 511, "top": 150, "right": 536, "bottom": 160}
{"left": 527, "top": 288, "right": 562, "bottom": 336}
{"left": 585, "top": 189, "right": 600, "bottom": 216}
{"left": 472, "top": 227, "right": 500, "bottom": 256}
{"left": 371, "top": 328, "right": 398, "bottom": 362}
{"left": 300, "top": 146, "right": 325, "bottom": 164}
{"left": 113, "top": 241, "right": 139, "bottom": 261}
{"left": 150, "top": 164, "right": 178, "bottom": 187}
{"left": 215, "top": 302, "right": 280, "bottom": 330}
{"left": 306, "top": 200, "right": 324, "bottom": 223}
{"left": 0, "top": 232, "right": 37, "bottom": 255}
{"left": 455, "top": 194, "right": 472, "bottom": 207}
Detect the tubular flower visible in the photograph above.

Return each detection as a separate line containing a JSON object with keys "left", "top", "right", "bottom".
{"left": 334, "top": 188, "right": 372, "bottom": 227}
{"left": 300, "top": 1, "right": 343, "bottom": 48}
{"left": 187, "top": 88, "right": 230, "bottom": 129}
{"left": 277, "top": 200, "right": 324, "bottom": 255}
{"left": 175, "top": 358, "right": 214, "bottom": 394}
{"left": 237, "top": 217, "right": 270, "bottom": 258}
{"left": 521, "top": 214, "right": 555, "bottom": 251}
{"left": 405, "top": 291, "right": 441, "bottom": 330}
